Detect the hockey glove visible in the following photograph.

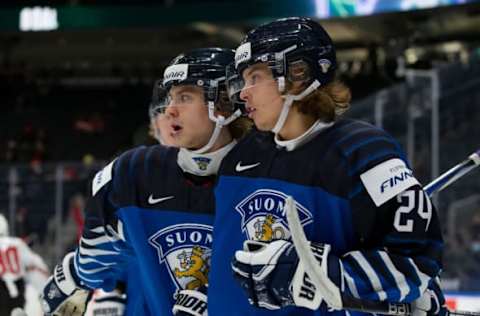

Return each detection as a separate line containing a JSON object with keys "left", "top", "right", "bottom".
{"left": 41, "top": 252, "right": 91, "bottom": 316}
{"left": 231, "top": 239, "right": 342, "bottom": 310}
{"left": 172, "top": 285, "right": 208, "bottom": 316}
{"left": 10, "top": 308, "right": 27, "bottom": 316}
{"left": 84, "top": 289, "right": 126, "bottom": 316}
{"left": 412, "top": 279, "right": 448, "bottom": 316}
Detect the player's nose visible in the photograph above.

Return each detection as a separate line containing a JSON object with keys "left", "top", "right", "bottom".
{"left": 239, "top": 86, "right": 250, "bottom": 102}
{"left": 164, "top": 102, "right": 179, "bottom": 118}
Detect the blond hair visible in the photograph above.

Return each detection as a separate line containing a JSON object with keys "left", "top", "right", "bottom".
{"left": 288, "top": 79, "right": 351, "bottom": 122}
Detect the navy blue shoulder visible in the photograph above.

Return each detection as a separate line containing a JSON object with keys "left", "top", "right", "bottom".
{"left": 326, "top": 119, "right": 408, "bottom": 177}
{"left": 110, "top": 144, "right": 179, "bottom": 206}
{"left": 323, "top": 119, "right": 410, "bottom": 201}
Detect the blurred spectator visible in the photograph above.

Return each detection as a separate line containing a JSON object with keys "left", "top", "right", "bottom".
{"left": 68, "top": 193, "right": 85, "bottom": 243}
{"left": 4, "top": 125, "right": 47, "bottom": 164}
{"left": 14, "top": 207, "right": 33, "bottom": 242}
{"left": 73, "top": 112, "right": 105, "bottom": 134}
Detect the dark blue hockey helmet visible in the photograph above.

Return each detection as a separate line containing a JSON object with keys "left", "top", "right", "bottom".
{"left": 163, "top": 47, "right": 236, "bottom": 112}
{"left": 227, "top": 17, "right": 336, "bottom": 103}
{"left": 162, "top": 47, "right": 243, "bottom": 153}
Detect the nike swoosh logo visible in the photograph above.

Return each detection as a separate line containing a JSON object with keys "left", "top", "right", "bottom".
{"left": 235, "top": 162, "right": 261, "bottom": 172}
{"left": 148, "top": 195, "right": 174, "bottom": 204}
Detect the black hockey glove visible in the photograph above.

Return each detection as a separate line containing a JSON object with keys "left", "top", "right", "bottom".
{"left": 231, "top": 239, "right": 342, "bottom": 310}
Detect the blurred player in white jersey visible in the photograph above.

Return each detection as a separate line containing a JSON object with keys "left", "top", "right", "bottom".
{"left": 0, "top": 214, "right": 49, "bottom": 316}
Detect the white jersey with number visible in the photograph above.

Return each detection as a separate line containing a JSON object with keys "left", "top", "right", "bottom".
{"left": 0, "top": 236, "right": 49, "bottom": 297}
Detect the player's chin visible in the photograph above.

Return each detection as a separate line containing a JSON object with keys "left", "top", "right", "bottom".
{"left": 170, "top": 134, "right": 188, "bottom": 147}
{"left": 164, "top": 138, "right": 182, "bottom": 147}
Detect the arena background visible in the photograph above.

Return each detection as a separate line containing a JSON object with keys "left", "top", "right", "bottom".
{"left": 1, "top": 0, "right": 480, "bottom": 313}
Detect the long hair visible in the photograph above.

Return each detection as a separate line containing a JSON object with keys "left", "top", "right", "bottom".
{"left": 292, "top": 79, "right": 351, "bottom": 122}
{"left": 285, "top": 60, "right": 351, "bottom": 122}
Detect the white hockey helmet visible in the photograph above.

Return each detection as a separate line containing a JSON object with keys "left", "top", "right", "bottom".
{"left": 0, "top": 214, "right": 9, "bottom": 237}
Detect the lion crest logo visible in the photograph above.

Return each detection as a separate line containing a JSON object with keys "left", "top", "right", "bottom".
{"left": 149, "top": 224, "right": 212, "bottom": 291}
{"left": 254, "top": 214, "right": 286, "bottom": 241}
{"left": 235, "top": 189, "right": 313, "bottom": 241}
{"left": 174, "top": 246, "right": 209, "bottom": 290}
{"left": 192, "top": 157, "right": 211, "bottom": 171}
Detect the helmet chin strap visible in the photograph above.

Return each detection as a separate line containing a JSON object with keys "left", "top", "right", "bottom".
{"left": 271, "top": 79, "right": 321, "bottom": 134}
{"left": 190, "top": 101, "right": 242, "bottom": 154}
{"left": 178, "top": 101, "right": 242, "bottom": 176}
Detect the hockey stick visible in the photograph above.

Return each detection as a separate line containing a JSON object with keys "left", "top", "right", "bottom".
{"left": 286, "top": 148, "right": 480, "bottom": 316}
{"left": 424, "top": 149, "right": 480, "bottom": 196}
{"left": 286, "top": 196, "right": 413, "bottom": 315}
{"left": 286, "top": 196, "right": 480, "bottom": 316}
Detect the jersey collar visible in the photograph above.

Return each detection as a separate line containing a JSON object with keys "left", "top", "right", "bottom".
{"left": 274, "top": 120, "right": 333, "bottom": 151}
{"left": 177, "top": 140, "right": 237, "bottom": 176}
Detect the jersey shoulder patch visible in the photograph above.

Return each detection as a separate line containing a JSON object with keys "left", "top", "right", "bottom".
{"left": 92, "top": 159, "right": 116, "bottom": 196}
{"left": 360, "top": 158, "right": 419, "bottom": 206}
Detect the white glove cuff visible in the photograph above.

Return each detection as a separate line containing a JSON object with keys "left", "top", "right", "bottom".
{"left": 172, "top": 289, "right": 208, "bottom": 316}
{"left": 291, "top": 264, "right": 323, "bottom": 310}
{"left": 54, "top": 252, "right": 78, "bottom": 296}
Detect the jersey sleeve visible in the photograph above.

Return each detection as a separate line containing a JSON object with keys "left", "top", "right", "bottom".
{"left": 336, "top": 126, "right": 443, "bottom": 304}
{"left": 73, "top": 148, "right": 142, "bottom": 291}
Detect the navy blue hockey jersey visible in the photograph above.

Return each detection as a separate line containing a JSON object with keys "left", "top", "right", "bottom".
{"left": 210, "top": 119, "right": 443, "bottom": 315}
{"left": 73, "top": 145, "right": 215, "bottom": 315}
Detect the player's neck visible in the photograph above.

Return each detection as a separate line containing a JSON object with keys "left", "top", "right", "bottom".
{"left": 277, "top": 108, "right": 316, "bottom": 141}
{"left": 205, "top": 129, "right": 233, "bottom": 153}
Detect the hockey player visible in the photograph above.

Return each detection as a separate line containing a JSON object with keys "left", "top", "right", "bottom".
{"left": 210, "top": 17, "right": 447, "bottom": 315}
{"left": 0, "top": 214, "right": 49, "bottom": 316}
{"left": 40, "top": 47, "right": 248, "bottom": 315}
{"left": 83, "top": 82, "right": 179, "bottom": 316}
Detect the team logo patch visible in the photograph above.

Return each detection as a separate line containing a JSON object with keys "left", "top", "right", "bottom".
{"left": 193, "top": 157, "right": 211, "bottom": 171}
{"left": 92, "top": 159, "right": 115, "bottom": 196}
{"left": 149, "top": 224, "right": 212, "bottom": 291}
{"left": 235, "top": 189, "right": 313, "bottom": 241}
{"left": 318, "top": 59, "right": 331, "bottom": 73}
{"left": 360, "top": 158, "right": 419, "bottom": 206}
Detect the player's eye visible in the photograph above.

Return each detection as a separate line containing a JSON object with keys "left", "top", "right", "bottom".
{"left": 251, "top": 74, "right": 259, "bottom": 85}
{"left": 180, "top": 94, "right": 192, "bottom": 103}
{"left": 245, "top": 73, "right": 259, "bottom": 87}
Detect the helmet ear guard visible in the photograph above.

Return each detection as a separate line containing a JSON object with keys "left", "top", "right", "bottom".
{"left": 287, "top": 60, "right": 312, "bottom": 83}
